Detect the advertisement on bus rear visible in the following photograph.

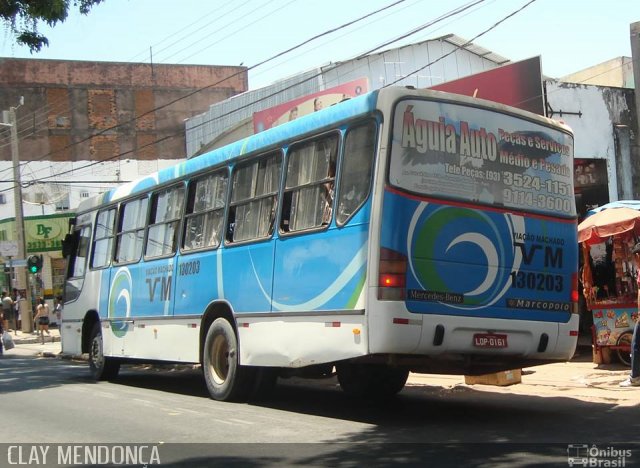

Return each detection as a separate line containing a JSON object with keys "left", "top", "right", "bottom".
{"left": 383, "top": 98, "right": 577, "bottom": 321}
{"left": 389, "top": 99, "right": 575, "bottom": 217}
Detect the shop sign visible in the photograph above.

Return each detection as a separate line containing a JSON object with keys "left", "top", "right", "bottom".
{"left": 25, "top": 217, "right": 69, "bottom": 252}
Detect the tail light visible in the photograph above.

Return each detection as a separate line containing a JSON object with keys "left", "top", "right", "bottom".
{"left": 378, "top": 248, "right": 407, "bottom": 300}
{"left": 571, "top": 272, "right": 579, "bottom": 314}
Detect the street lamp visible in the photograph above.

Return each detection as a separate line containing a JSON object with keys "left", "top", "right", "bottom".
{"left": 1, "top": 96, "right": 34, "bottom": 332}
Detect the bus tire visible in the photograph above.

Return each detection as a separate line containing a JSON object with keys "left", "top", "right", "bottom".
{"left": 88, "top": 323, "right": 120, "bottom": 381}
{"left": 203, "top": 318, "right": 255, "bottom": 402}
{"left": 336, "top": 362, "right": 408, "bottom": 399}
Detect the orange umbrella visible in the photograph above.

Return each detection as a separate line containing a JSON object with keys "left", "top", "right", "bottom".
{"left": 578, "top": 207, "right": 640, "bottom": 245}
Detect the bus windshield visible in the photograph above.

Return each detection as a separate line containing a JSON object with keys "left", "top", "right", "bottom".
{"left": 389, "top": 98, "right": 576, "bottom": 218}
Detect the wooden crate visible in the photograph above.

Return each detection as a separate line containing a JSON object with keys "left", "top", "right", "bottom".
{"left": 464, "top": 369, "right": 522, "bottom": 386}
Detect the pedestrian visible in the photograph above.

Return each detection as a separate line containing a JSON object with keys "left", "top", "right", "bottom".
{"left": 33, "top": 297, "right": 51, "bottom": 345}
{"left": 54, "top": 296, "right": 63, "bottom": 323}
{"left": 13, "top": 289, "right": 22, "bottom": 332}
{"left": 0, "top": 316, "right": 4, "bottom": 356}
{"left": 620, "top": 243, "right": 640, "bottom": 387}
{"left": 1, "top": 291, "right": 14, "bottom": 332}
{"left": 11, "top": 288, "right": 20, "bottom": 334}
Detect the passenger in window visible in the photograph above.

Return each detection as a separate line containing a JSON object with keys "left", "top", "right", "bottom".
{"left": 322, "top": 161, "right": 336, "bottom": 225}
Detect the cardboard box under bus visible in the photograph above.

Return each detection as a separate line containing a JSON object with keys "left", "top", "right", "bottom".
{"left": 464, "top": 369, "right": 522, "bottom": 386}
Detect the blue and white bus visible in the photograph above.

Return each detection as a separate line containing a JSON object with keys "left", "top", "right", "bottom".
{"left": 62, "top": 86, "right": 578, "bottom": 401}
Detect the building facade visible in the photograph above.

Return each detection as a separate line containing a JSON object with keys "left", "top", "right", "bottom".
{"left": 0, "top": 58, "right": 248, "bottom": 309}
{"left": 0, "top": 58, "right": 247, "bottom": 218}
{"left": 185, "top": 35, "right": 510, "bottom": 156}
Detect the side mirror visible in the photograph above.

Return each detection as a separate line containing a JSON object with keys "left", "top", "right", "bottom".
{"left": 61, "top": 233, "right": 77, "bottom": 258}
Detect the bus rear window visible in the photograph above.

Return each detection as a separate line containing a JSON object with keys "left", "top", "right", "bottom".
{"left": 389, "top": 99, "right": 576, "bottom": 217}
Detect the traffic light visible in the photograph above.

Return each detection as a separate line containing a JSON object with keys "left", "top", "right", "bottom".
{"left": 27, "top": 255, "right": 42, "bottom": 274}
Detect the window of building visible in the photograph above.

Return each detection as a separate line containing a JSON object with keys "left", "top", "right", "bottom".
{"left": 337, "top": 121, "right": 377, "bottom": 225}
{"left": 115, "top": 197, "right": 148, "bottom": 264}
{"left": 0, "top": 193, "right": 6, "bottom": 204}
{"left": 281, "top": 134, "right": 339, "bottom": 232}
{"left": 145, "top": 184, "right": 185, "bottom": 258}
{"left": 55, "top": 194, "right": 70, "bottom": 211}
{"left": 91, "top": 208, "right": 117, "bottom": 268}
{"left": 183, "top": 170, "right": 228, "bottom": 251}
{"left": 227, "top": 152, "right": 281, "bottom": 243}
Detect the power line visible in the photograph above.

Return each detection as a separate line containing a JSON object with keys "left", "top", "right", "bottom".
{"left": 0, "top": 0, "right": 279, "bottom": 151}
{"left": 1, "top": 0, "right": 544, "bottom": 190}
{"left": 1, "top": 0, "right": 408, "bottom": 187}
{"left": 383, "top": 0, "right": 538, "bottom": 88}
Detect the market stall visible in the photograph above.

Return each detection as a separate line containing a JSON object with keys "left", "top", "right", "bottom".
{"left": 577, "top": 201, "right": 640, "bottom": 365}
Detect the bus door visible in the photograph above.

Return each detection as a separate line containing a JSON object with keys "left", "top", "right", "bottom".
{"left": 213, "top": 155, "right": 280, "bottom": 315}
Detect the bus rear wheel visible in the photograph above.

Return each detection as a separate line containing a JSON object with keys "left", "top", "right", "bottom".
{"left": 88, "top": 323, "right": 120, "bottom": 381}
{"left": 203, "top": 318, "right": 255, "bottom": 402}
{"left": 336, "top": 362, "right": 409, "bottom": 399}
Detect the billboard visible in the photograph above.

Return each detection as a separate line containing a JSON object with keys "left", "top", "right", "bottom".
{"left": 253, "top": 78, "right": 369, "bottom": 133}
{"left": 430, "top": 57, "right": 545, "bottom": 115}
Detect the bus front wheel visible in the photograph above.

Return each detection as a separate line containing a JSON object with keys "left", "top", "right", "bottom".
{"left": 88, "top": 323, "right": 120, "bottom": 381}
{"left": 336, "top": 362, "right": 409, "bottom": 399}
{"left": 203, "top": 318, "right": 255, "bottom": 402}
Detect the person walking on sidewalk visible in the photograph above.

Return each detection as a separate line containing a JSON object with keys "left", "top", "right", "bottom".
{"left": 620, "top": 243, "right": 640, "bottom": 387}
{"left": 34, "top": 297, "right": 51, "bottom": 345}
{"left": 0, "top": 317, "right": 4, "bottom": 356}
{"left": 1, "top": 291, "right": 14, "bottom": 332}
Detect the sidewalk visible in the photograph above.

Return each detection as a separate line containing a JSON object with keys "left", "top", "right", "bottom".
{"left": 2, "top": 326, "right": 61, "bottom": 358}
{"left": 9, "top": 327, "right": 61, "bottom": 345}
{"left": 406, "top": 351, "right": 638, "bottom": 406}
{"left": 2, "top": 330, "right": 637, "bottom": 405}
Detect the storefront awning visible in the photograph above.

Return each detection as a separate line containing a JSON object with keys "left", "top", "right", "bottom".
{"left": 578, "top": 201, "right": 640, "bottom": 245}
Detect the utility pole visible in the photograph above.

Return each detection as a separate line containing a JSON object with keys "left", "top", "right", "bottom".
{"left": 3, "top": 99, "right": 33, "bottom": 332}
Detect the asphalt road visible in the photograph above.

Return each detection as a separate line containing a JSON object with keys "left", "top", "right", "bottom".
{"left": 2, "top": 345, "right": 640, "bottom": 467}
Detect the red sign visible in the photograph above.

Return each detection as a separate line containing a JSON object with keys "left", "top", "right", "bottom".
{"left": 253, "top": 78, "right": 369, "bottom": 133}
{"left": 430, "top": 57, "right": 545, "bottom": 115}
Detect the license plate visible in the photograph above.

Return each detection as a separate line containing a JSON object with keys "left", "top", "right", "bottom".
{"left": 473, "top": 333, "right": 508, "bottom": 348}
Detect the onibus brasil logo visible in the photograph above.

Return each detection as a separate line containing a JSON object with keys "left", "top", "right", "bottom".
{"left": 567, "top": 444, "right": 632, "bottom": 467}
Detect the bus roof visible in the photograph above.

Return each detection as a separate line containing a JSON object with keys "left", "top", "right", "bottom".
{"left": 75, "top": 85, "right": 572, "bottom": 214}
{"left": 76, "top": 90, "right": 380, "bottom": 213}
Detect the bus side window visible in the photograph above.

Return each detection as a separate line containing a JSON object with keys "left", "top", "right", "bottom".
{"left": 337, "top": 121, "right": 377, "bottom": 225}
{"left": 114, "top": 197, "right": 148, "bottom": 264}
{"left": 183, "top": 170, "right": 228, "bottom": 251}
{"left": 227, "top": 152, "right": 281, "bottom": 244}
{"left": 65, "top": 225, "right": 91, "bottom": 302}
{"left": 91, "top": 208, "right": 116, "bottom": 268}
{"left": 281, "top": 134, "right": 339, "bottom": 232}
{"left": 68, "top": 226, "right": 91, "bottom": 279}
{"left": 146, "top": 184, "right": 185, "bottom": 258}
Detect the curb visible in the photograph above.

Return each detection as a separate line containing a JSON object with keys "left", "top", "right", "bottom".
{"left": 58, "top": 352, "right": 87, "bottom": 362}
{"left": 13, "top": 336, "right": 61, "bottom": 345}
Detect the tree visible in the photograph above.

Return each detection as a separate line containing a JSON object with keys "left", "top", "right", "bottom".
{"left": 0, "top": 0, "right": 104, "bottom": 53}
